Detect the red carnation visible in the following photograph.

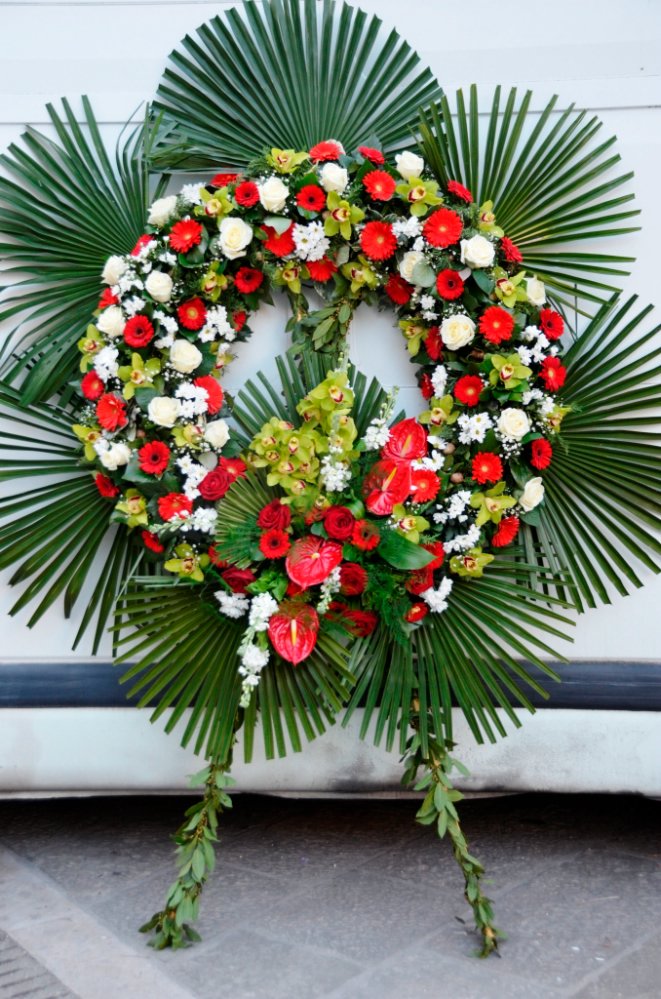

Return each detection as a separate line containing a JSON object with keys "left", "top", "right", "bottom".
{"left": 382, "top": 418, "right": 428, "bottom": 462}
{"left": 422, "top": 208, "right": 463, "bottom": 248}
{"left": 359, "top": 221, "right": 397, "bottom": 261}
{"left": 285, "top": 537, "right": 343, "bottom": 588}
{"left": 306, "top": 257, "right": 337, "bottom": 282}
{"left": 169, "top": 219, "right": 203, "bottom": 254}
{"left": 131, "top": 234, "right": 152, "bottom": 256}
{"left": 410, "top": 469, "right": 441, "bottom": 503}
{"left": 268, "top": 602, "right": 320, "bottom": 664}
{"left": 422, "top": 541, "right": 445, "bottom": 570}
{"left": 158, "top": 493, "right": 193, "bottom": 521}
{"left": 211, "top": 172, "right": 238, "bottom": 187}
{"left": 259, "top": 529, "right": 291, "bottom": 559}
{"left": 177, "top": 298, "right": 207, "bottom": 331}
{"left": 98, "top": 288, "right": 118, "bottom": 310}
{"left": 447, "top": 179, "right": 473, "bottom": 203}
{"left": 454, "top": 375, "right": 484, "bottom": 407}
{"left": 479, "top": 306, "right": 515, "bottom": 345}
{"left": 339, "top": 562, "right": 367, "bottom": 596}
{"left": 96, "top": 393, "right": 127, "bottom": 432}
{"left": 420, "top": 374, "right": 434, "bottom": 400}
{"left": 309, "top": 139, "right": 343, "bottom": 161}
{"left": 81, "top": 371, "right": 105, "bottom": 401}
{"left": 262, "top": 224, "right": 296, "bottom": 257}
{"left": 539, "top": 308, "right": 565, "bottom": 341}
{"left": 405, "top": 602, "right": 428, "bottom": 623}
{"left": 436, "top": 269, "right": 465, "bottom": 300}
{"left": 234, "top": 181, "right": 260, "bottom": 207}
{"left": 222, "top": 567, "right": 257, "bottom": 593}
{"left": 385, "top": 274, "right": 413, "bottom": 305}
{"left": 324, "top": 506, "right": 356, "bottom": 541}
{"left": 233, "top": 310, "right": 247, "bottom": 332}
{"left": 194, "top": 375, "right": 224, "bottom": 414}
{"left": 363, "top": 170, "right": 397, "bottom": 201}
{"left": 501, "top": 237, "right": 523, "bottom": 264}
{"left": 141, "top": 530, "right": 164, "bottom": 554}
{"left": 257, "top": 500, "right": 292, "bottom": 531}
{"left": 219, "top": 457, "right": 247, "bottom": 482}
{"left": 234, "top": 267, "right": 264, "bottom": 294}
{"left": 124, "top": 315, "right": 155, "bottom": 349}
{"left": 138, "top": 440, "right": 171, "bottom": 476}
{"left": 472, "top": 452, "right": 503, "bottom": 484}
{"left": 351, "top": 519, "right": 380, "bottom": 551}
{"left": 405, "top": 566, "right": 434, "bottom": 596}
{"left": 296, "top": 184, "right": 326, "bottom": 212}
{"left": 94, "top": 473, "right": 119, "bottom": 499}
{"left": 539, "top": 356, "right": 567, "bottom": 391}
{"left": 358, "top": 145, "right": 385, "bottom": 165}
{"left": 530, "top": 438, "right": 553, "bottom": 470}
{"left": 492, "top": 516, "right": 520, "bottom": 548}
{"left": 425, "top": 326, "right": 443, "bottom": 361}
{"left": 340, "top": 608, "right": 378, "bottom": 638}
{"left": 198, "top": 467, "right": 232, "bottom": 501}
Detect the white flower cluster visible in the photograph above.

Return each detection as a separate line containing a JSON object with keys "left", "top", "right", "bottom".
{"left": 176, "top": 455, "right": 209, "bottom": 500}
{"left": 443, "top": 522, "right": 481, "bottom": 554}
{"left": 199, "top": 305, "right": 236, "bottom": 344}
{"left": 433, "top": 489, "right": 472, "bottom": 525}
{"left": 175, "top": 382, "right": 210, "bottom": 419}
{"left": 420, "top": 577, "right": 453, "bottom": 614}
{"left": 181, "top": 507, "right": 218, "bottom": 535}
{"left": 456, "top": 412, "right": 493, "bottom": 445}
{"left": 320, "top": 454, "right": 352, "bottom": 492}
{"left": 215, "top": 591, "right": 249, "bottom": 619}
{"left": 248, "top": 593, "right": 279, "bottom": 632}
{"left": 238, "top": 644, "right": 270, "bottom": 707}
{"left": 362, "top": 417, "right": 391, "bottom": 451}
{"left": 292, "top": 222, "right": 330, "bottom": 261}
{"left": 316, "top": 566, "right": 342, "bottom": 615}
{"left": 392, "top": 216, "right": 422, "bottom": 242}
{"left": 431, "top": 364, "right": 448, "bottom": 399}
{"left": 93, "top": 345, "right": 119, "bottom": 380}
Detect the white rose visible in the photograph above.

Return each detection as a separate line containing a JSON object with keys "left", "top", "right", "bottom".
{"left": 460, "top": 235, "right": 495, "bottom": 269}
{"left": 205, "top": 419, "right": 230, "bottom": 449}
{"left": 145, "top": 271, "right": 173, "bottom": 303}
{"left": 319, "top": 163, "right": 349, "bottom": 194}
{"left": 147, "top": 195, "right": 178, "bottom": 227}
{"left": 148, "top": 396, "right": 181, "bottom": 428}
{"left": 526, "top": 278, "right": 546, "bottom": 307}
{"left": 519, "top": 476, "right": 545, "bottom": 512}
{"left": 399, "top": 251, "right": 426, "bottom": 283}
{"left": 395, "top": 151, "right": 424, "bottom": 180}
{"left": 218, "top": 216, "right": 253, "bottom": 260}
{"left": 258, "top": 176, "right": 289, "bottom": 212}
{"left": 99, "top": 442, "right": 131, "bottom": 471}
{"left": 101, "top": 255, "right": 127, "bottom": 285}
{"left": 497, "top": 407, "right": 531, "bottom": 441}
{"left": 96, "top": 306, "right": 125, "bottom": 339}
{"left": 440, "top": 314, "right": 475, "bottom": 351}
{"left": 170, "top": 339, "right": 203, "bottom": 373}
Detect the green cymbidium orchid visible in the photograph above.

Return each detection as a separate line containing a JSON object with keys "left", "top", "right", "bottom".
{"left": 395, "top": 178, "right": 443, "bottom": 216}
{"left": 449, "top": 547, "right": 495, "bottom": 578}
{"left": 118, "top": 353, "right": 161, "bottom": 400}
{"left": 469, "top": 481, "right": 517, "bottom": 527}
{"left": 164, "top": 544, "right": 210, "bottom": 582}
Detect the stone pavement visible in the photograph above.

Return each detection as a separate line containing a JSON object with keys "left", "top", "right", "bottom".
{"left": 0, "top": 792, "right": 659, "bottom": 999}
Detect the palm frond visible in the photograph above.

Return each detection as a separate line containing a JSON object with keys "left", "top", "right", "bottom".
{"left": 0, "top": 98, "right": 168, "bottom": 403}
{"left": 149, "top": 0, "right": 442, "bottom": 170}
{"left": 0, "top": 382, "right": 140, "bottom": 651}
{"left": 418, "top": 86, "right": 639, "bottom": 315}
{"left": 534, "top": 295, "right": 661, "bottom": 612}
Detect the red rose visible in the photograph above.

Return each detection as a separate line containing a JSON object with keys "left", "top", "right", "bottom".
{"left": 124, "top": 315, "right": 155, "bottom": 348}
{"left": 262, "top": 224, "right": 296, "bottom": 257}
{"left": 405, "top": 566, "right": 434, "bottom": 595}
{"left": 501, "top": 237, "right": 523, "bottom": 264}
{"left": 198, "top": 467, "right": 232, "bottom": 501}
{"left": 257, "top": 500, "right": 292, "bottom": 531}
{"left": 479, "top": 306, "right": 515, "bottom": 345}
{"left": 539, "top": 356, "right": 567, "bottom": 391}
{"left": 360, "top": 221, "right": 397, "bottom": 261}
{"left": 306, "top": 257, "right": 337, "bottom": 282}
{"left": 425, "top": 326, "right": 443, "bottom": 361}
{"left": 222, "top": 567, "right": 257, "bottom": 593}
{"left": 405, "top": 602, "right": 428, "bottom": 623}
{"left": 177, "top": 298, "right": 207, "bottom": 331}
{"left": 351, "top": 519, "right": 380, "bottom": 551}
{"left": 324, "top": 506, "right": 356, "bottom": 541}
{"left": 138, "top": 440, "right": 171, "bottom": 475}
{"left": 309, "top": 139, "right": 344, "bottom": 161}
{"left": 422, "top": 208, "right": 463, "bottom": 248}
{"left": 169, "top": 219, "right": 203, "bottom": 254}
{"left": 492, "top": 516, "right": 520, "bottom": 548}
{"left": 436, "top": 269, "right": 465, "bottom": 300}
{"left": 141, "top": 530, "right": 164, "bottom": 554}
{"left": 472, "top": 452, "right": 503, "bottom": 484}
{"left": 157, "top": 493, "right": 193, "bottom": 522}
{"left": 94, "top": 473, "right": 119, "bottom": 498}
{"left": 339, "top": 562, "right": 367, "bottom": 596}
{"left": 194, "top": 375, "right": 224, "bottom": 414}
{"left": 259, "top": 529, "right": 291, "bottom": 559}
{"left": 530, "top": 438, "right": 553, "bottom": 470}
{"left": 81, "top": 371, "right": 105, "bottom": 401}
{"left": 234, "top": 181, "right": 260, "bottom": 207}
{"left": 211, "top": 172, "right": 238, "bottom": 187}
{"left": 385, "top": 274, "right": 413, "bottom": 305}
{"left": 131, "top": 234, "right": 152, "bottom": 256}
{"left": 234, "top": 267, "right": 264, "bottom": 294}
{"left": 363, "top": 170, "right": 397, "bottom": 201}
{"left": 98, "top": 288, "right": 118, "bottom": 310}
{"left": 539, "top": 309, "right": 564, "bottom": 341}
{"left": 454, "top": 375, "right": 484, "bottom": 407}
{"left": 358, "top": 145, "right": 385, "bottom": 165}
{"left": 446, "top": 179, "right": 473, "bottom": 203}
{"left": 96, "top": 393, "right": 127, "bottom": 431}
{"left": 296, "top": 184, "right": 326, "bottom": 212}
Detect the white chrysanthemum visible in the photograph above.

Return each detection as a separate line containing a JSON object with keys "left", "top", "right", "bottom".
{"left": 206, "top": 306, "right": 235, "bottom": 338}
{"left": 292, "top": 221, "right": 330, "bottom": 262}
{"left": 215, "top": 591, "right": 250, "bottom": 619}
{"left": 444, "top": 523, "right": 481, "bottom": 553}
{"left": 93, "top": 345, "right": 119, "bottom": 380}
{"left": 431, "top": 364, "right": 448, "bottom": 399}
{"left": 421, "top": 577, "right": 453, "bottom": 614}
{"left": 175, "top": 382, "right": 209, "bottom": 417}
{"left": 392, "top": 216, "right": 422, "bottom": 241}
{"left": 457, "top": 412, "right": 493, "bottom": 445}
{"left": 123, "top": 295, "right": 146, "bottom": 317}
{"left": 179, "top": 183, "right": 205, "bottom": 206}
{"left": 185, "top": 507, "right": 218, "bottom": 534}
{"left": 521, "top": 324, "right": 541, "bottom": 343}
{"left": 248, "top": 593, "right": 279, "bottom": 632}
{"left": 516, "top": 345, "right": 532, "bottom": 366}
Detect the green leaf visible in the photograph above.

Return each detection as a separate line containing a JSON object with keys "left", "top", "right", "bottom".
{"left": 378, "top": 531, "right": 435, "bottom": 570}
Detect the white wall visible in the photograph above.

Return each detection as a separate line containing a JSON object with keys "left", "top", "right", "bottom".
{"left": 1, "top": 0, "right": 660, "bottom": 661}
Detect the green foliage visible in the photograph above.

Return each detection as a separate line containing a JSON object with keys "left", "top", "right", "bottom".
{"left": 418, "top": 86, "right": 640, "bottom": 315}
{"left": 150, "top": 0, "right": 442, "bottom": 170}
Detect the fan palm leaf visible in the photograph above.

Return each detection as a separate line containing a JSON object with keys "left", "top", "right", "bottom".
{"left": 418, "top": 86, "right": 639, "bottom": 315}
{"left": 0, "top": 98, "right": 168, "bottom": 403}
{"left": 149, "top": 0, "right": 442, "bottom": 170}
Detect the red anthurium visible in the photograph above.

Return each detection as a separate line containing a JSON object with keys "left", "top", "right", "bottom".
{"left": 285, "top": 537, "right": 343, "bottom": 588}
{"left": 362, "top": 460, "right": 412, "bottom": 516}
{"left": 382, "top": 418, "right": 427, "bottom": 463}
{"left": 268, "top": 602, "right": 320, "bottom": 665}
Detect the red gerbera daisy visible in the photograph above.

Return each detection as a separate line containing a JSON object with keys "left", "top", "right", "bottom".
{"left": 501, "top": 237, "right": 523, "bottom": 264}
{"left": 454, "top": 375, "right": 484, "bottom": 406}
{"left": 234, "top": 181, "right": 260, "bottom": 207}
{"left": 479, "top": 306, "right": 515, "bottom": 345}
{"left": 177, "top": 298, "right": 207, "bottom": 331}
{"left": 96, "top": 393, "right": 127, "bottom": 432}
{"left": 94, "top": 473, "right": 119, "bottom": 499}
{"left": 194, "top": 375, "right": 224, "bottom": 414}
{"left": 124, "top": 315, "right": 155, "bottom": 348}
{"left": 131, "top": 234, "right": 152, "bottom": 256}
{"left": 422, "top": 208, "right": 463, "bottom": 248}
{"left": 296, "top": 184, "right": 326, "bottom": 212}
{"left": 306, "top": 257, "right": 337, "bottom": 282}
{"left": 138, "top": 440, "right": 171, "bottom": 475}
{"left": 234, "top": 267, "right": 264, "bottom": 294}
{"left": 363, "top": 170, "right": 397, "bottom": 201}
{"left": 530, "top": 438, "right": 553, "bottom": 470}
{"left": 157, "top": 493, "right": 193, "bottom": 522}
{"left": 447, "top": 179, "right": 473, "bottom": 203}
{"left": 436, "top": 269, "right": 465, "bottom": 300}
{"left": 219, "top": 456, "right": 247, "bottom": 481}
{"left": 405, "top": 602, "right": 429, "bottom": 623}
{"left": 358, "top": 145, "right": 385, "bottom": 165}
{"left": 472, "top": 452, "right": 503, "bottom": 484}
{"left": 539, "top": 308, "right": 565, "bottom": 341}
{"left": 539, "top": 356, "right": 567, "bottom": 391}
{"left": 385, "top": 274, "right": 413, "bottom": 305}
{"left": 98, "top": 288, "right": 118, "bottom": 310}
{"left": 419, "top": 374, "right": 434, "bottom": 400}
{"left": 262, "top": 224, "right": 296, "bottom": 257}
{"left": 81, "top": 371, "right": 105, "bottom": 401}
{"left": 425, "top": 326, "right": 443, "bottom": 361}
{"left": 210, "top": 172, "right": 238, "bottom": 187}
{"left": 259, "top": 529, "right": 291, "bottom": 559}
{"left": 141, "top": 530, "right": 165, "bottom": 554}
{"left": 410, "top": 469, "right": 441, "bottom": 503}
{"left": 169, "top": 219, "right": 203, "bottom": 254}
{"left": 360, "top": 221, "right": 397, "bottom": 261}
{"left": 233, "top": 310, "right": 247, "bottom": 332}
{"left": 351, "top": 519, "right": 380, "bottom": 551}
{"left": 492, "top": 516, "right": 520, "bottom": 548}
{"left": 309, "top": 139, "right": 344, "bottom": 161}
